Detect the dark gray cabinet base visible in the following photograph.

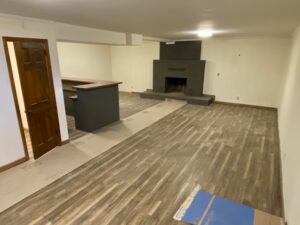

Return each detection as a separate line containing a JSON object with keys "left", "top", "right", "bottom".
{"left": 72, "top": 86, "right": 120, "bottom": 132}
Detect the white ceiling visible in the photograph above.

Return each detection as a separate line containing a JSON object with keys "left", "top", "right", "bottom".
{"left": 0, "top": 0, "right": 300, "bottom": 39}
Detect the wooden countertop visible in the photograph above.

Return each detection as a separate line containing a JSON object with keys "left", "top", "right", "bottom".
{"left": 62, "top": 77, "right": 100, "bottom": 84}
{"left": 63, "top": 86, "right": 76, "bottom": 92}
{"left": 74, "top": 81, "right": 122, "bottom": 90}
{"left": 62, "top": 77, "right": 122, "bottom": 91}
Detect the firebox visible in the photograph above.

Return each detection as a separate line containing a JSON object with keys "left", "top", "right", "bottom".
{"left": 165, "top": 77, "right": 187, "bottom": 93}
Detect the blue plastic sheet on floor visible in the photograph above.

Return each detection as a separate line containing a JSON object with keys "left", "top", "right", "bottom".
{"left": 174, "top": 188, "right": 282, "bottom": 225}
{"left": 182, "top": 191, "right": 214, "bottom": 224}
{"left": 201, "top": 196, "right": 254, "bottom": 225}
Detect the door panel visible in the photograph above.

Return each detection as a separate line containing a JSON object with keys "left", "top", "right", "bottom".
{"left": 13, "top": 40, "right": 61, "bottom": 159}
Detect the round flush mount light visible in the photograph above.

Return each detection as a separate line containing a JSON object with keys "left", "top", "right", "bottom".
{"left": 197, "top": 30, "right": 213, "bottom": 38}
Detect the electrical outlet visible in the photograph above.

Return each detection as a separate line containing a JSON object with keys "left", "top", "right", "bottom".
{"left": 236, "top": 96, "right": 240, "bottom": 100}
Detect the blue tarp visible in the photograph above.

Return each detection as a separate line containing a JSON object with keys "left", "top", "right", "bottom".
{"left": 182, "top": 191, "right": 213, "bottom": 224}
{"left": 181, "top": 191, "right": 255, "bottom": 225}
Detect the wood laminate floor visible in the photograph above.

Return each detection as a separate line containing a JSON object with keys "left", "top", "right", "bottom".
{"left": 3, "top": 104, "right": 282, "bottom": 225}
{"left": 67, "top": 116, "right": 87, "bottom": 141}
{"left": 119, "top": 92, "right": 162, "bottom": 119}
{"left": 68, "top": 92, "right": 162, "bottom": 141}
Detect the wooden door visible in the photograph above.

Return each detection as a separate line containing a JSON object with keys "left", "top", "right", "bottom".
{"left": 13, "top": 40, "right": 61, "bottom": 159}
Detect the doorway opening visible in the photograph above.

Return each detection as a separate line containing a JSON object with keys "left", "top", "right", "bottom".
{"left": 3, "top": 37, "right": 62, "bottom": 161}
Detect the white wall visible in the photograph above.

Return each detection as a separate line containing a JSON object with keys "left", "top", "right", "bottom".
{"left": 56, "top": 41, "right": 159, "bottom": 90}
{"left": 55, "top": 23, "right": 126, "bottom": 45}
{"left": 57, "top": 42, "right": 112, "bottom": 80}
{"left": 0, "top": 14, "right": 127, "bottom": 167}
{"left": 0, "top": 43, "right": 25, "bottom": 166}
{"left": 278, "top": 28, "right": 300, "bottom": 225}
{"left": 111, "top": 41, "right": 160, "bottom": 92}
{"left": 202, "top": 37, "right": 291, "bottom": 108}
{"left": 110, "top": 38, "right": 290, "bottom": 109}
{"left": 111, "top": 45, "right": 133, "bottom": 91}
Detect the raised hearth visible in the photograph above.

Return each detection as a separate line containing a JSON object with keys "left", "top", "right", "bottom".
{"left": 141, "top": 90, "right": 214, "bottom": 106}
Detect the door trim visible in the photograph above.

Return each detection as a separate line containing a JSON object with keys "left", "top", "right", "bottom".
{"left": 1, "top": 37, "right": 62, "bottom": 171}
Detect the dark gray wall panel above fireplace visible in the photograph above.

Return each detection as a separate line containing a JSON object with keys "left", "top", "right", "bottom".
{"left": 160, "top": 41, "right": 201, "bottom": 60}
{"left": 153, "top": 60, "right": 206, "bottom": 97}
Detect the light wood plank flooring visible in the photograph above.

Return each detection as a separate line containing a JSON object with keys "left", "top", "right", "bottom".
{"left": 68, "top": 92, "right": 162, "bottom": 141}
{"left": 67, "top": 116, "right": 87, "bottom": 141}
{"left": 1, "top": 104, "right": 282, "bottom": 224}
{"left": 119, "top": 92, "right": 162, "bottom": 119}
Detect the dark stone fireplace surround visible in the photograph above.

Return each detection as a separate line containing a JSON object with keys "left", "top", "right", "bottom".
{"left": 141, "top": 41, "right": 214, "bottom": 105}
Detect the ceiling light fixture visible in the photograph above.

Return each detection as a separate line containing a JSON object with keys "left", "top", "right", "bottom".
{"left": 197, "top": 30, "right": 213, "bottom": 38}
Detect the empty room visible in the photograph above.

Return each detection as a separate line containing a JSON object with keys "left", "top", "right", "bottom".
{"left": 0, "top": 1, "right": 299, "bottom": 225}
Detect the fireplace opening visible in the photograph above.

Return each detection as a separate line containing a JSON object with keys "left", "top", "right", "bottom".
{"left": 165, "top": 77, "right": 187, "bottom": 93}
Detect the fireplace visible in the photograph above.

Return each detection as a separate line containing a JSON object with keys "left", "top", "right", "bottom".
{"left": 141, "top": 41, "right": 214, "bottom": 105}
{"left": 165, "top": 77, "right": 187, "bottom": 93}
